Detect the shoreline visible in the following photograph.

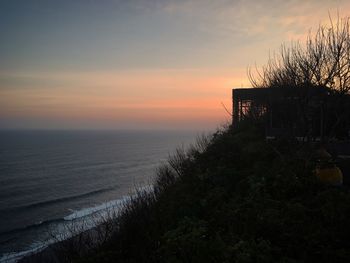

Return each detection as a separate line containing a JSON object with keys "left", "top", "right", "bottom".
{"left": 0, "top": 202, "right": 121, "bottom": 263}
{"left": 18, "top": 226, "right": 102, "bottom": 263}
{"left": 3, "top": 187, "right": 153, "bottom": 263}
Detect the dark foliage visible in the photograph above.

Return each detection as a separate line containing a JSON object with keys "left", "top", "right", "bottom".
{"left": 77, "top": 122, "right": 350, "bottom": 263}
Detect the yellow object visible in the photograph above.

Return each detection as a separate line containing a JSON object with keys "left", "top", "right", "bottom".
{"left": 314, "top": 166, "right": 343, "bottom": 186}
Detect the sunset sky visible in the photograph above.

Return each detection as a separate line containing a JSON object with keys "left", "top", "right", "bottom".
{"left": 1, "top": 0, "right": 350, "bottom": 130}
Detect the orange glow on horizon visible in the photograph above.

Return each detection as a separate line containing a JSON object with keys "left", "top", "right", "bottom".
{"left": 0, "top": 68, "right": 247, "bottom": 129}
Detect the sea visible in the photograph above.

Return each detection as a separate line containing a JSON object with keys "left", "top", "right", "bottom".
{"left": 0, "top": 129, "right": 199, "bottom": 262}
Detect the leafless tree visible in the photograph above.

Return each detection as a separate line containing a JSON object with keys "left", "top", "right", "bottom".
{"left": 248, "top": 15, "right": 350, "bottom": 140}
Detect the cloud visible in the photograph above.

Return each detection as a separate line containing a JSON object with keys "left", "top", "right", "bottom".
{"left": 157, "top": 0, "right": 350, "bottom": 39}
{"left": 2, "top": 0, "right": 350, "bottom": 129}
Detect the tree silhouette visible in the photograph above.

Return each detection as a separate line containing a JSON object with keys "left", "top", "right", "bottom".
{"left": 248, "top": 15, "right": 350, "bottom": 141}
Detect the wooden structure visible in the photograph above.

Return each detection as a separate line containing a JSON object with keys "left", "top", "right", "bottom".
{"left": 232, "top": 87, "right": 336, "bottom": 138}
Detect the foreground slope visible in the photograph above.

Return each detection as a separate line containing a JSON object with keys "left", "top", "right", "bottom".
{"left": 80, "top": 123, "right": 350, "bottom": 263}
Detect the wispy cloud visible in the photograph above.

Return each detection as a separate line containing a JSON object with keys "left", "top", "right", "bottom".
{"left": 1, "top": 0, "right": 350, "bottom": 129}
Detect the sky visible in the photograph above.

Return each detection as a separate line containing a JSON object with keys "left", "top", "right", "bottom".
{"left": 1, "top": 0, "right": 350, "bottom": 130}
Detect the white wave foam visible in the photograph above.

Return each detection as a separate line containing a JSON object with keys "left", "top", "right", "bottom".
{"left": 0, "top": 185, "right": 154, "bottom": 263}
{"left": 64, "top": 185, "right": 153, "bottom": 221}
{"left": 64, "top": 196, "right": 130, "bottom": 221}
{"left": 0, "top": 242, "right": 48, "bottom": 263}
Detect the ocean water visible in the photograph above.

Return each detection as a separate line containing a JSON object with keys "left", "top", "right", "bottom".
{"left": 0, "top": 130, "right": 198, "bottom": 262}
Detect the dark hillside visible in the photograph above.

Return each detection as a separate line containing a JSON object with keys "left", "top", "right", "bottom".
{"left": 77, "top": 122, "right": 350, "bottom": 263}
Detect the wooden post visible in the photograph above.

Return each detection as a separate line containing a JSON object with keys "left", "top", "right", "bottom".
{"left": 232, "top": 89, "right": 239, "bottom": 127}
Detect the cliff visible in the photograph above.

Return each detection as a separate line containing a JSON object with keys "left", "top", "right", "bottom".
{"left": 25, "top": 122, "right": 350, "bottom": 263}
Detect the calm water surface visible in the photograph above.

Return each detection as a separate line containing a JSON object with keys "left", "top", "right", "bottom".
{"left": 0, "top": 130, "right": 199, "bottom": 261}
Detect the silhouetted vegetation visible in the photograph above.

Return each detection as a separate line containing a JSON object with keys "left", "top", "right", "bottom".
{"left": 66, "top": 121, "right": 350, "bottom": 263}
{"left": 248, "top": 16, "right": 350, "bottom": 141}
